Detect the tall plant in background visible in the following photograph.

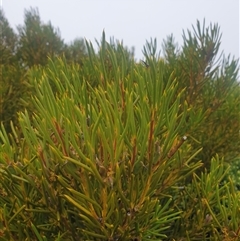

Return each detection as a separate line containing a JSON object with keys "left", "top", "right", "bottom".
{"left": 17, "top": 7, "right": 65, "bottom": 68}
{"left": 1, "top": 27, "right": 240, "bottom": 240}
{"left": 63, "top": 38, "right": 88, "bottom": 65}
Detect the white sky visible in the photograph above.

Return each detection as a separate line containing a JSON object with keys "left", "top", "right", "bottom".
{"left": 1, "top": 0, "right": 240, "bottom": 60}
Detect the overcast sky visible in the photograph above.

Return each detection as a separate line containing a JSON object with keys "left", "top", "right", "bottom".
{"left": 1, "top": 0, "right": 239, "bottom": 60}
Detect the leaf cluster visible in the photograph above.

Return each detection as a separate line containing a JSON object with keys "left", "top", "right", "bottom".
{"left": 161, "top": 20, "right": 240, "bottom": 171}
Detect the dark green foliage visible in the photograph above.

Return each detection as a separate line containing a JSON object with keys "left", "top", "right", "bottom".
{"left": 0, "top": 9, "right": 18, "bottom": 65}
{"left": 228, "top": 158, "right": 240, "bottom": 190}
{"left": 0, "top": 9, "right": 30, "bottom": 135}
{"left": 63, "top": 38, "right": 87, "bottom": 65}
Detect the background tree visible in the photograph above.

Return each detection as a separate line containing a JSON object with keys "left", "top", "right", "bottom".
{"left": 0, "top": 9, "right": 18, "bottom": 65}
{"left": 64, "top": 38, "right": 87, "bottom": 65}
{"left": 17, "top": 7, "right": 65, "bottom": 68}
{"left": 0, "top": 9, "right": 28, "bottom": 135}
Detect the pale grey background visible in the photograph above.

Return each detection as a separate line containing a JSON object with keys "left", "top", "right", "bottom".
{"left": 1, "top": 0, "right": 239, "bottom": 60}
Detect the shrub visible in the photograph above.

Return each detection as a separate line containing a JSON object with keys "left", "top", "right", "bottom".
{"left": 0, "top": 26, "right": 239, "bottom": 240}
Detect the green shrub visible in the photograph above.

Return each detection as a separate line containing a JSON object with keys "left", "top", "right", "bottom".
{"left": 0, "top": 26, "right": 239, "bottom": 240}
